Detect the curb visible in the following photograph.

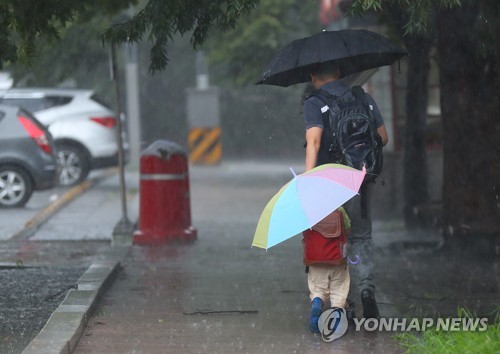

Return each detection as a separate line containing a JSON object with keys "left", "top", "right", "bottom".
{"left": 22, "top": 246, "right": 129, "bottom": 354}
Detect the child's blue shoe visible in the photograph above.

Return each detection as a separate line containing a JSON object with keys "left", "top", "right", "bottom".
{"left": 308, "top": 297, "right": 323, "bottom": 333}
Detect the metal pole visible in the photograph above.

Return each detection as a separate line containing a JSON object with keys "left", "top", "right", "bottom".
{"left": 111, "top": 43, "right": 134, "bottom": 241}
{"left": 125, "top": 42, "right": 142, "bottom": 168}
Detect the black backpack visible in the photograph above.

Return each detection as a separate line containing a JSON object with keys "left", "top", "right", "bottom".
{"left": 314, "top": 86, "right": 383, "bottom": 182}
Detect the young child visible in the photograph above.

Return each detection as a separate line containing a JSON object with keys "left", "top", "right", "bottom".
{"left": 303, "top": 207, "right": 351, "bottom": 333}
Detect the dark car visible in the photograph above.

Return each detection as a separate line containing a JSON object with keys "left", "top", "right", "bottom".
{"left": 0, "top": 104, "right": 58, "bottom": 207}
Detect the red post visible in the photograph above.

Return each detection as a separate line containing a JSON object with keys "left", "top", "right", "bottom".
{"left": 133, "top": 140, "right": 197, "bottom": 245}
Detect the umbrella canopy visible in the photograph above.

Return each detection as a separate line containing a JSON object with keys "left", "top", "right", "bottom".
{"left": 252, "top": 163, "right": 366, "bottom": 250}
{"left": 256, "top": 29, "right": 407, "bottom": 87}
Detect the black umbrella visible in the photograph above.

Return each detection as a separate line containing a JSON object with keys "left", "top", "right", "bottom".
{"left": 256, "top": 29, "right": 407, "bottom": 87}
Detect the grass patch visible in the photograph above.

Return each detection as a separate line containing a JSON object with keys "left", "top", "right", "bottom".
{"left": 396, "top": 308, "right": 499, "bottom": 354}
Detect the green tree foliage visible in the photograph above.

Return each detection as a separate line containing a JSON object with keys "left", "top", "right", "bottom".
{"left": 7, "top": 15, "right": 120, "bottom": 94}
{"left": 1, "top": 0, "right": 263, "bottom": 109}
{"left": 204, "top": 0, "right": 319, "bottom": 86}
{"left": 5, "top": 11, "right": 141, "bottom": 106}
{"left": 348, "top": 0, "right": 461, "bottom": 34}
{"left": 101, "top": 0, "right": 259, "bottom": 73}
{"left": 0, "top": 0, "right": 258, "bottom": 73}
{"left": 0, "top": 0, "right": 134, "bottom": 67}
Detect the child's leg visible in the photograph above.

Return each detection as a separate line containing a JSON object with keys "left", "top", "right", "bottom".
{"left": 307, "top": 265, "right": 330, "bottom": 303}
{"left": 329, "top": 264, "right": 350, "bottom": 308}
{"left": 308, "top": 265, "right": 330, "bottom": 333}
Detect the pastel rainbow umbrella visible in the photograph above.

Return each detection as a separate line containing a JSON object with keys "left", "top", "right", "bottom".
{"left": 252, "top": 163, "right": 366, "bottom": 250}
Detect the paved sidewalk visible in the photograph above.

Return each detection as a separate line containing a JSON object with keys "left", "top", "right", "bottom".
{"left": 24, "top": 160, "right": 498, "bottom": 353}
{"left": 72, "top": 161, "right": 404, "bottom": 354}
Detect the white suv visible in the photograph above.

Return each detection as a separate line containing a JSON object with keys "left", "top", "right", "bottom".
{"left": 0, "top": 88, "right": 129, "bottom": 186}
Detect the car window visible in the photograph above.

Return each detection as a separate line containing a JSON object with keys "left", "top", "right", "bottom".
{"left": 0, "top": 98, "right": 45, "bottom": 112}
{"left": 90, "top": 94, "right": 113, "bottom": 110}
{"left": 0, "top": 95, "right": 72, "bottom": 112}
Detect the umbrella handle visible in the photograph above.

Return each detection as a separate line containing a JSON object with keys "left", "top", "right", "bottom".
{"left": 347, "top": 255, "right": 360, "bottom": 265}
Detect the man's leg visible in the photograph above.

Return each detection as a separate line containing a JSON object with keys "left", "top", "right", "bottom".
{"left": 344, "top": 184, "right": 379, "bottom": 318}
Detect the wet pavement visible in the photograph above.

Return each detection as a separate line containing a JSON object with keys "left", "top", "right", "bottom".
{"left": 71, "top": 161, "right": 498, "bottom": 353}
{"left": 0, "top": 266, "right": 85, "bottom": 354}
{"left": 74, "top": 232, "right": 403, "bottom": 353}
{"left": 0, "top": 239, "right": 112, "bottom": 353}
{"left": 0, "top": 186, "right": 69, "bottom": 241}
{"left": 4, "top": 161, "right": 498, "bottom": 353}
{"left": 0, "top": 170, "right": 138, "bottom": 353}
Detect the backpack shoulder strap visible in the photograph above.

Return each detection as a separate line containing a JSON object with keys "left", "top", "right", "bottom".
{"left": 351, "top": 85, "right": 374, "bottom": 118}
{"left": 307, "top": 89, "right": 336, "bottom": 125}
{"left": 351, "top": 86, "right": 368, "bottom": 106}
{"left": 351, "top": 85, "right": 365, "bottom": 98}
{"left": 308, "top": 89, "right": 335, "bottom": 108}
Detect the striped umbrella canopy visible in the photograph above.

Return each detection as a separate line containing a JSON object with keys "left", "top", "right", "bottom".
{"left": 252, "top": 163, "right": 365, "bottom": 250}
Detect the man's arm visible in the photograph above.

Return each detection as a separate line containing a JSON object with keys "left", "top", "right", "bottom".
{"left": 364, "top": 93, "right": 389, "bottom": 146}
{"left": 377, "top": 125, "right": 389, "bottom": 146}
{"left": 305, "top": 127, "right": 322, "bottom": 171}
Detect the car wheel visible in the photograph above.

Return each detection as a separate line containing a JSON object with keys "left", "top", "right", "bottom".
{"left": 0, "top": 165, "right": 34, "bottom": 208}
{"left": 57, "top": 143, "right": 90, "bottom": 186}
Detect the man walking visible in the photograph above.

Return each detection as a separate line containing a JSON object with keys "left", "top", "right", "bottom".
{"left": 303, "top": 62, "right": 388, "bottom": 319}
